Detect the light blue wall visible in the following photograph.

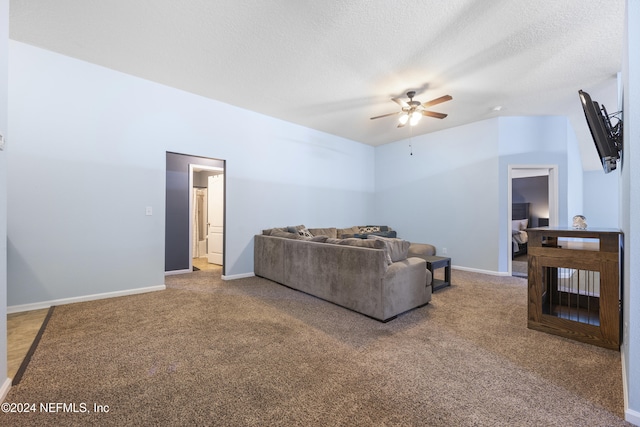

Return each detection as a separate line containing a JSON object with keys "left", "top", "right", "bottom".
{"left": 582, "top": 170, "right": 620, "bottom": 228}
{"left": 566, "top": 123, "right": 584, "bottom": 222}
{"left": 622, "top": 1, "right": 640, "bottom": 423}
{"left": 7, "top": 41, "right": 374, "bottom": 307}
{"left": 0, "top": 0, "right": 9, "bottom": 396}
{"left": 373, "top": 115, "right": 571, "bottom": 275}
{"left": 6, "top": 19, "right": 639, "bottom": 420}
{"left": 374, "top": 119, "right": 501, "bottom": 273}
{"left": 497, "top": 116, "right": 571, "bottom": 272}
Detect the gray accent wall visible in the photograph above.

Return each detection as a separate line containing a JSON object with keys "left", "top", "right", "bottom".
{"left": 165, "top": 152, "right": 224, "bottom": 272}
{"left": 512, "top": 175, "right": 549, "bottom": 227}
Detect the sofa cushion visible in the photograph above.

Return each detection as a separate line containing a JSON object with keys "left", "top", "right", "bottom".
{"left": 271, "top": 229, "right": 306, "bottom": 240}
{"left": 271, "top": 229, "right": 328, "bottom": 243}
{"left": 337, "top": 226, "right": 360, "bottom": 238}
{"left": 308, "top": 227, "right": 337, "bottom": 239}
{"left": 367, "top": 235, "right": 410, "bottom": 263}
{"left": 262, "top": 227, "right": 287, "bottom": 236}
{"left": 337, "top": 238, "right": 386, "bottom": 250}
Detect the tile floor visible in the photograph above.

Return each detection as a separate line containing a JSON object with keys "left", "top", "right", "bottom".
{"left": 7, "top": 308, "right": 49, "bottom": 380}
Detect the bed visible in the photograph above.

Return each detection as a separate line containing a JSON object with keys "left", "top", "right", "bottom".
{"left": 512, "top": 203, "right": 530, "bottom": 258}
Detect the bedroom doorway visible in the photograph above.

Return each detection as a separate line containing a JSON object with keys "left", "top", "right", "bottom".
{"left": 189, "top": 164, "right": 224, "bottom": 272}
{"left": 507, "top": 165, "right": 558, "bottom": 277}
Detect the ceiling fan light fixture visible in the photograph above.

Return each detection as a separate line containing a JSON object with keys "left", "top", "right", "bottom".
{"left": 371, "top": 91, "right": 452, "bottom": 128}
{"left": 410, "top": 111, "right": 422, "bottom": 126}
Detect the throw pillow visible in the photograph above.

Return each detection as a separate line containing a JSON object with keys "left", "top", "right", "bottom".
{"left": 310, "top": 235, "right": 329, "bottom": 243}
{"left": 287, "top": 224, "right": 313, "bottom": 238}
{"left": 359, "top": 226, "right": 381, "bottom": 233}
{"left": 367, "top": 235, "right": 410, "bottom": 263}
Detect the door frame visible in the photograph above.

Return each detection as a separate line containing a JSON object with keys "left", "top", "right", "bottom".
{"left": 188, "top": 164, "right": 225, "bottom": 272}
{"left": 507, "top": 164, "right": 559, "bottom": 275}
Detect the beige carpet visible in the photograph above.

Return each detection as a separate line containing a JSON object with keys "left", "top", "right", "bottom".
{"left": 512, "top": 255, "right": 528, "bottom": 277}
{"left": 1, "top": 269, "right": 630, "bottom": 426}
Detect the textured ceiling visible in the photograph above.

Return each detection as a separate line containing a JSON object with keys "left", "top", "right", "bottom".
{"left": 9, "top": 0, "right": 625, "bottom": 168}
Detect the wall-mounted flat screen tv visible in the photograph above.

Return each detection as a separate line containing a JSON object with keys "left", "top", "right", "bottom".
{"left": 578, "top": 89, "right": 623, "bottom": 173}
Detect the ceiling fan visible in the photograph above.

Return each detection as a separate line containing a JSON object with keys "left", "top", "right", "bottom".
{"left": 370, "top": 91, "right": 452, "bottom": 127}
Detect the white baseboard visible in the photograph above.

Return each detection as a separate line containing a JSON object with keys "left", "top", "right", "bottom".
{"left": 7, "top": 285, "right": 166, "bottom": 314}
{"left": 165, "top": 269, "right": 192, "bottom": 276}
{"left": 222, "top": 272, "right": 255, "bottom": 280}
{"left": 452, "top": 265, "right": 511, "bottom": 277}
{"left": 626, "top": 408, "right": 640, "bottom": 426}
{"left": 0, "top": 377, "right": 11, "bottom": 402}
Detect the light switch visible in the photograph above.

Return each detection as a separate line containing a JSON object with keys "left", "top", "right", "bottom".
{"left": 0, "top": 133, "right": 5, "bottom": 150}
{"left": 146, "top": 206, "right": 153, "bottom": 216}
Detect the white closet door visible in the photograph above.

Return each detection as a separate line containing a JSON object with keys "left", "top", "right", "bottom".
{"left": 207, "top": 174, "right": 224, "bottom": 265}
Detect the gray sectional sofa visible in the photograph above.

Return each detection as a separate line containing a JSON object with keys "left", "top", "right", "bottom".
{"left": 254, "top": 225, "right": 433, "bottom": 321}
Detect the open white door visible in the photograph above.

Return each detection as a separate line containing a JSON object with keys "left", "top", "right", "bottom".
{"left": 207, "top": 174, "right": 224, "bottom": 265}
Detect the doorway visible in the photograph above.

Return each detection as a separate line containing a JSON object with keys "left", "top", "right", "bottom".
{"left": 507, "top": 165, "right": 558, "bottom": 276}
{"left": 165, "top": 152, "right": 225, "bottom": 275}
{"left": 189, "top": 164, "right": 224, "bottom": 272}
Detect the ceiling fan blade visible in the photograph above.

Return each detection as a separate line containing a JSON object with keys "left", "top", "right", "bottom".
{"left": 370, "top": 111, "right": 401, "bottom": 120}
{"left": 421, "top": 95, "right": 452, "bottom": 108}
{"left": 391, "top": 98, "right": 409, "bottom": 108}
{"left": 421, "top": 110, "right": 448, "bottom": 119}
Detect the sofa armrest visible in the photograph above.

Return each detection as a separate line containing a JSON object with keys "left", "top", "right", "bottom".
{"left": 254, "top": 235, "right": 285, "bottom": 283}
{"left": 381, "top": 257, "right": 430, "bottom": 320}
{"left": 408, "top": 243, "right": 436, "bottom": 258}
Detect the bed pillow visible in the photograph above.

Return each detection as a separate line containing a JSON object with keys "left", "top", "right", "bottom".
{"left": 512, "top": 219, "right": 528, "bottom": 231}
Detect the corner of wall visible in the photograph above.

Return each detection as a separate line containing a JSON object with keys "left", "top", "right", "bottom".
{"left": 0, "top": 0, "right": 10, "bottom": 403}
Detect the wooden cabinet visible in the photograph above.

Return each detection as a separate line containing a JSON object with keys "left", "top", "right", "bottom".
{"left": 527, "top": 227, "right": 622, "bottom": 350}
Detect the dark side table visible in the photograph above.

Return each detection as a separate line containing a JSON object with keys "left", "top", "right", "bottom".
{"left": 423, "top": 256, "right": 451, "bottom": 291}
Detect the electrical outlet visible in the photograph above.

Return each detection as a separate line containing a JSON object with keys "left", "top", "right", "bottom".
{"left": 442, "top": 247, "right": 448, "bottom": 254}
{"left": 146, "top": 206, "right": 153, "bottom": 216}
